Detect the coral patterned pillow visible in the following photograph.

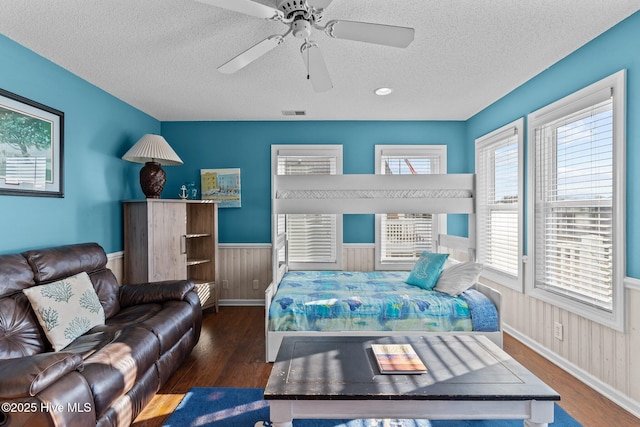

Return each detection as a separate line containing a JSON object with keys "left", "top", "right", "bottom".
{"left": 23, "top": 272, "right": 105, "bottom": 351}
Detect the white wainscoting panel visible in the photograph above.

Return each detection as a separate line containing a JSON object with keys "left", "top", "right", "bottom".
{"left": 343, "top": 244, "right": 375, "bottom": 271}
{"left": 481, "top": 275, "right": 640, "bottom": 418}
{"left": 218, "top": 244, "right": 272, "bottom": 303}
{"left": 106, "top": 251, "right": 123, "bottom": 284}
{"left": 217, "top": 244, "right": 377, "bottom": 305}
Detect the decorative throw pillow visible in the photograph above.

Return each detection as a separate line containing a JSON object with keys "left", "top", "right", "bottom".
{"left": 434, "top": 262, "right": 484, "bottom": 296}
{"left": 23, "top": 271, "right": 105, "bottom": 351}
{"left": 405, "top": 252, "right": 449, "bottom": 290}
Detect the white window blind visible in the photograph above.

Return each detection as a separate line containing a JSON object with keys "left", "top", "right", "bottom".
{"left": 534, "top": 98, "right": 614, "bottom": 310}
{"left": 375, "top": 146, "right": 446, "bottom": 269}
{"left": 276, "top": 150, "right": 341, "bottom": 267}
{"left": 528, "top": 71, "right": 625, "bottom": 331}
{"left": 476, "top": 119, "right": 523, "bottom": 290}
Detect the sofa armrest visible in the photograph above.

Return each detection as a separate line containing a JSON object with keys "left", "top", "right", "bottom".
{"left": 0, "top": 352, "right": 83, "bottom": 398}
{"left": 119, "top": 280, "right": 195, "bottom": 307}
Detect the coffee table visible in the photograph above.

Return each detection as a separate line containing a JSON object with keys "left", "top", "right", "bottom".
{"left": 264, "top": 335, "right": 560, "bottom": 427}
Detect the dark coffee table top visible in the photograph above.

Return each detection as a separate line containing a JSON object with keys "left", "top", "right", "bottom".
{"left": 264, "top": 335, "right": 560, "bottom": 402}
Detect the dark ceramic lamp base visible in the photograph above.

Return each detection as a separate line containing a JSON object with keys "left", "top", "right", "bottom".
{"left": 139, "top": 161, "right": 166, "bottom": 198}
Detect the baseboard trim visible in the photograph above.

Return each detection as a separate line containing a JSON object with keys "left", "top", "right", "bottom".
{"left": 219, "top": 243, "right": 272, "bottom": 249}
{"left": 107, "top": 251, "right": 123, "bottom": 260}
{"left": 219, "top": 299, "right": 265, "bottom": 307}
{"left": 218, "top": 243, "right": 375, "bottom": 249}
{"left": 504, "top": 324, "right": 640, "bottom": 418}
{"left": 624, "top": 276, "right": 640, "bottom": 291}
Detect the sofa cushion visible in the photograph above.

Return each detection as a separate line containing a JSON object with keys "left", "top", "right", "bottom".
{"left": 96, "top": 366, "right": 160, "bottom": 427}
{"left": 105, "top": 304, "right": 163, "bottom": 328}
{"left": 0, "top": 294, "right": 48, "bottom": 358}
{"left": 0, "top": 352, "right": 84, "bottom": 398}
{"left": 156, "top": 328, "right": 197, "bottom": 385}
{"left": 0, "top": 253, "right": 35, "bottom": 298}
{"left": 81, "top": 327, "right": 160, "bottom": 418}
{"left": 31, "top": 371, "right": 96, "bottom": 426}
{"left": 118, "top": 280, "right": 195, "bottom": 307}
{"left": 89, "top": 269, "right": 121, "bottom": 319}
{"left": 139, "top": 300, "right": 197, "bottom": 353}
{"left": 23, "top": 242, "right": 107, "bottom": 284}
{"left": 62, "top": 329, "right": 120, "bottom": 360}
{"left": 23, "top": 272, "right": 105, "bottom": 351}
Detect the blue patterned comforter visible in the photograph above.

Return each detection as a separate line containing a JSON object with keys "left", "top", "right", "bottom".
{"left": 268, "top": 271, "right": 499, "bottom": 332}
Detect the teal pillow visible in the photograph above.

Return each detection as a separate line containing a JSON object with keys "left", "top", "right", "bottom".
{"left": 405, "top": 252, "right": 450, "bottom": 290}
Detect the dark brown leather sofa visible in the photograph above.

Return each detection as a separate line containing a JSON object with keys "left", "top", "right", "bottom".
{"left": 0, "top": 243, "right": 202, "bottom": 427}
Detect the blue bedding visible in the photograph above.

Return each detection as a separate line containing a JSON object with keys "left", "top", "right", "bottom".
{"left": 268, "top": 271, "right": 499, "bottom": 333}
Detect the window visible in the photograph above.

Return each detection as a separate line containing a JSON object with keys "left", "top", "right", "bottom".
{"left": 272, "top": 145, "right": 343, "bottom": 270}
{"left": 375, "top": 145, "right": 446, "bottom": 270}
{"left": 527, "top": 70, "right": 625, "bottom": 331}
{"left": 476, "top": 118, "right": 524, "bottom": 291}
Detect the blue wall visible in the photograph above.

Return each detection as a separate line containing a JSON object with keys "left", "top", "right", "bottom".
{"left": 0, "top": 35, "right": 160, "bottom": 254}
{"left": 161, "top": 121, "right": 469, "bottom": 244}
{"left": 466, "top": 11, "right": 640, "bottom": 278}
{"left": 2, "top": 10, "right": 638, "bottom": 266}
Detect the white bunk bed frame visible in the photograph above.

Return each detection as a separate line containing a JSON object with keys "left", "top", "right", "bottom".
{"left": 265, "top": 173, "right": 502, "bottom": 362}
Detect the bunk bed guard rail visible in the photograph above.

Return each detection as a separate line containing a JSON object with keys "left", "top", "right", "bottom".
{"left": 273, "top": 173, "right": 476, "bottom": 215}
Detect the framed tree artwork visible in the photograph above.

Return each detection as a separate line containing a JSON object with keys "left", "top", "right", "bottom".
{"left": 0, "top": 88, "right": 64, "bottom": 197}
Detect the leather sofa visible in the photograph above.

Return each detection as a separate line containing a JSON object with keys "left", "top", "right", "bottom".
{"left": 0, "top": 243, "right": 202, "bottom": 427}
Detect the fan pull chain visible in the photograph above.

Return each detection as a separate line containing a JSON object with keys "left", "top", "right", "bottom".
{"left": 305, "top": 39, "right": 310, "bottom": 80}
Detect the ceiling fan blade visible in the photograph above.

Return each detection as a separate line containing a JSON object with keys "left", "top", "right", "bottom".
{"left": 218, "top": 36, "right": 284, "bottom": 74}
{"left": 306, "top": 0, "right": 333, "bottom": 9}
{"left": 301, "top": 42, "right": 332, "bottom": 92}
{"left": 194, "top": 0, "right": 284, "bottom": 20}
{"left": 325, "top": 20, "right": 415, "bottom": 48}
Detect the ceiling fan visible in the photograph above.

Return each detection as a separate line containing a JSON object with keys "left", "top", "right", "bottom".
{"left": 194, "top": 0, "right": 415, "bottom": 92}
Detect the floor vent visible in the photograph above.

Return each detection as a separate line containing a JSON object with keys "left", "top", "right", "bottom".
{"left": 282, "top": 110, "right": 306, "bottom": 116}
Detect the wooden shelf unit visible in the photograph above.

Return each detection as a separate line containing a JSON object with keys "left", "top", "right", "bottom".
{"left": 123, "top": 199, "right": 219, "bottom": 311}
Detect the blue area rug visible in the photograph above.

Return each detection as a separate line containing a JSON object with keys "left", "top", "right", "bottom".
{"left": 163, "top": 388, "right": 581, "bottom": 427}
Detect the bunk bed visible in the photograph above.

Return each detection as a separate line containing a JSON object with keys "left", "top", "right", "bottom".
{"left": 265, "top": 173, "right": 502, "bottom": 362}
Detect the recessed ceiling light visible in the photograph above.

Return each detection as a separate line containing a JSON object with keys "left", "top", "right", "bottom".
{"left": 374, "top": 87, "right": 393, "bottom": 96}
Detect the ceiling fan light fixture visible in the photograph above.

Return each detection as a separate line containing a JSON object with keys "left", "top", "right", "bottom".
{"left": 201, "top": 0, "right": 415, "bottom": 92}
{"left": 292, "top": 19, "right": 312, "bottom": 38}
{"left": 374, "top": 87, "right": 393, "bottom": 96}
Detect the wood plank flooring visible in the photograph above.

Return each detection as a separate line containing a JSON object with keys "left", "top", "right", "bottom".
{"left": 132, "top": 306, "right": 639, "bottom": 427}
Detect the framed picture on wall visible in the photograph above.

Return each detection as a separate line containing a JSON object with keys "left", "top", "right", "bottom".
{"left": 0, "top": 88, "right": 64, "bottom": 197}
{"left": 201, "top": 168, "right": 241, "bottom": 208}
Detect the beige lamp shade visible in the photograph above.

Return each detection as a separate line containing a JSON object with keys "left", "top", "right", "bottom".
{"left": 122, "top": 134, "right": 183, "bottom": 198}
{"left": 121, "top": 134, "right": 183, "bottom": 165}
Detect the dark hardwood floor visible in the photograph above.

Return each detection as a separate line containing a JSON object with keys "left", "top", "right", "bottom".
{"left": 133, "top": 306, "right": 639, "bottom": 427}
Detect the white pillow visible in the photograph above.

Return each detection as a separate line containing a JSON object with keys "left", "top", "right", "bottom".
{"left": 434, "top": 262, "right": 483, "bottom": 297}
{"left": 24, "top": 272, "right": 105, "bottom": 351}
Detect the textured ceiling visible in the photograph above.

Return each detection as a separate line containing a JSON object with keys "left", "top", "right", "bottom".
{"left": 1, "top": 0, "right": 639, "bottom": 121}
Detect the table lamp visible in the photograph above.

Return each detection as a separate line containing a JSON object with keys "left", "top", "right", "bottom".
{"left": 122, "top": 134, "right": 183, "bottom": 198}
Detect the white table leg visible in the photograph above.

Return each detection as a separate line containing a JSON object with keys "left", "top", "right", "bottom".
{"left": 269, "top": 400, "right": 293, "bottom": 427}
{"left": 524, "top": 421, "right": 548, "bottom": 427}
{"left": 524, "top": 400, "right": 554, "bottom": 427}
